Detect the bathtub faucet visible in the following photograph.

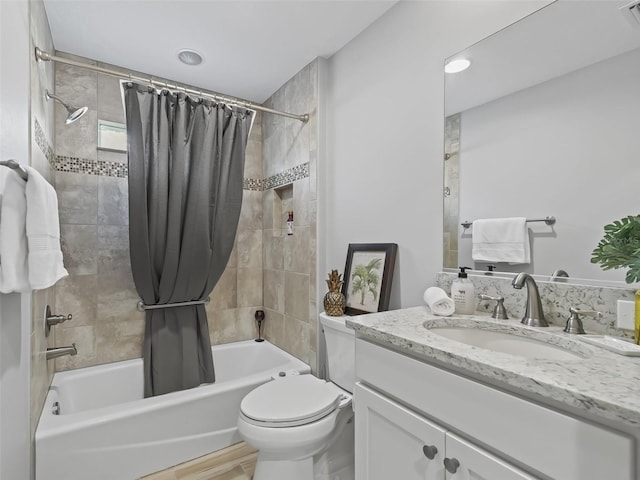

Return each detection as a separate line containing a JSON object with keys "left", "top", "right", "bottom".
{"left": 46, "top": 343, "right": 77, "bottom": 360}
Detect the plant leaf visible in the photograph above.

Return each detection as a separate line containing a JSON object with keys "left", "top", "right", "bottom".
{"left": 591, "top": 215, "right": 640, "bottom": 283}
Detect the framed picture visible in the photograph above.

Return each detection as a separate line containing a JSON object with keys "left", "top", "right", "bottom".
{"left": 342, "top": 243, "right": 397, "bottom": 315}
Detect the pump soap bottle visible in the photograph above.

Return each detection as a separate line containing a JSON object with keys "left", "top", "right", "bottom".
{"left": 451, "top": 267, "right": 475, "bottom": 315}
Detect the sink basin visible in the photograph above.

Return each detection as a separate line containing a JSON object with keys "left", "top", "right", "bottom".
{"left": 425, "top": 321, "right": 591, "bottom": 361}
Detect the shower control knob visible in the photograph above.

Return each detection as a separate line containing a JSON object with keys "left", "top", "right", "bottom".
{"left": 44, "top": 305, "right": 73, "bottom": 336}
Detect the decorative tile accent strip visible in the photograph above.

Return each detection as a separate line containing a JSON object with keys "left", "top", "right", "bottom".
{"left": 55, "top": 155, "right": 128, "bottom": 178}
{"left": 53, "top": 154, "right": 310, "bottom": 191}
{"left": 262, "top": 162, "right": 309, "bottom": 190}
{"left": 243, "top": 178, "right": 263, "bottom": 191}
{"left": 34, "top": 119, "right": 55, "bottom": 166}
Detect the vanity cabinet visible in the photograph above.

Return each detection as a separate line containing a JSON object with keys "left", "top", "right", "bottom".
{"left": 355, "top": 382, "right": 535, "bottom": 479}
{"left": 354, "top": 338, "right": 635, "bottom": 480}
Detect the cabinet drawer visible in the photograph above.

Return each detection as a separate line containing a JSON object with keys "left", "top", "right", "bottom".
{"left": 355, "top": 339, "right": 634, "bottom": 480}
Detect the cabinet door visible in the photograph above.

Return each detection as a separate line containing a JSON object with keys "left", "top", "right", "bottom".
{"left": 354, "top": 383, "right": 446, "bottom": 480}
{"left": 444, "top": 432, "right": 538, "bottom": 480}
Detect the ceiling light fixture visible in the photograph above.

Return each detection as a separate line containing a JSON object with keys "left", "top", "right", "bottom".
{"left": 444, "top": 58, "right": 471, "bottom": 74}
{"left": 177, "top": 49, "right": 204, "bottom": 66}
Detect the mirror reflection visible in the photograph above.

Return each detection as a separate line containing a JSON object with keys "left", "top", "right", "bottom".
{"left": 443, "top": 0, "right": 640, "bottom": 284}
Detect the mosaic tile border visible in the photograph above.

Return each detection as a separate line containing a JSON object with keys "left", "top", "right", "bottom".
{"left": 244, "top": 178, "right": 262, "bottom": 191}
{"left": 53, "top": 155, "right": 310, "bottom": 191}
{"left": 34, "top": 119, "right": 55, "bottom": 166}
{"left": 55, "top": 155, "right": 128, "bottom": 178}
{"left": 262, "top": 163, "right": 309, "bottom": 190}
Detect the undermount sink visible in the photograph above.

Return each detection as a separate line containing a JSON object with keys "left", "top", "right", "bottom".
{"left": 424, "top": 320, "right": 592, "bottom": 361}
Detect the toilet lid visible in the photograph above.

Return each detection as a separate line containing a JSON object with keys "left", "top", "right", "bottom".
{"left": 240, "top": 375, "right": 343, "bottom": 427}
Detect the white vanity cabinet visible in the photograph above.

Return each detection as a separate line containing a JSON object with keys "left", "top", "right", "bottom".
{"left": 355, "top": 382, "right": 536, "bottom": 480}
{"left": 354, "top": 338, "right": 635, "bottom": 480}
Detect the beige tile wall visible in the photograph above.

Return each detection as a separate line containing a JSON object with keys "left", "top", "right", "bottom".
{"left": 53, "top": 54, "right": 266, "bottom": 370}
{"left": 29, "top": 0, "right": 57, "bottom": 440}
{"left": 53, "top": 53, "right": 320, "bottom": 373}
{"left": 261, "top": 60, "right": 319, "bottom": 372}
{"left": 443, "top": 114, "right": 460, "bottom": 269}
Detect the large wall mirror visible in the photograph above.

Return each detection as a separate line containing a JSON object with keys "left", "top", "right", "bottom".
{"left": 443, "top": 0, "right": 640, "bottom": 285}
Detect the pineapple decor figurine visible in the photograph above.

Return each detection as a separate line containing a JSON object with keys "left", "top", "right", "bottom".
{"left": 324, "top": 270, "right": 346, "bottom": 316}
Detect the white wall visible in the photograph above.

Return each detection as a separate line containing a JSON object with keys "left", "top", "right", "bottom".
{"left": 458, "top": 47, "right": 640, "bottom": 281}
{"left": 323, "top": 1, "right": 549, "bottom": 309}
{"left": 0, "top": 0, "right": 32, "bottom": 477}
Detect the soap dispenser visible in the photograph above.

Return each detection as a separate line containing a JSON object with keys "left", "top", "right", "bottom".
{"left": 451, "top": 267, "right": 475, "bottom": 315}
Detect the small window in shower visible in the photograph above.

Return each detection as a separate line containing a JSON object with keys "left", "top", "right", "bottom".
{"left": 98, "top": 120, "right": 127, "bottom": 153}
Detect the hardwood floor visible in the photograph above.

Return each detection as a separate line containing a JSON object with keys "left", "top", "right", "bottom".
{"left": 140, "top": 442, "right": 257, "bottom": 480}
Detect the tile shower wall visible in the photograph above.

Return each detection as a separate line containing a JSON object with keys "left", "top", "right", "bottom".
{"left": 443, "top": 114, "right": 460, "bottom": 269}
{"left": 29, "top": 0, "right": 57, "bottom": 440}
{"left": 261, "top": 60, "right": 319, "bottom": 372}
{"left": 53, "top": 53, "right": 265, "bottom": 370}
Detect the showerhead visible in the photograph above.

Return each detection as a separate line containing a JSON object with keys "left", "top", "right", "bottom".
{"left": 45, "top": 90, "right": 88, "bottom": 124}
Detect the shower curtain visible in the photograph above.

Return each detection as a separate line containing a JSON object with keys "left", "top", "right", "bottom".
{"left": 124, "top": 83, "right": 254, "bottom": 397}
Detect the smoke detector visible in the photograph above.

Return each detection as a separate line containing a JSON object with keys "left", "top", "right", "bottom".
{"left": 620, "top": 1, "right": 640, "bottom": 27}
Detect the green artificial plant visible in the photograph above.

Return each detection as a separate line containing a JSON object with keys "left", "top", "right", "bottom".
{"left": 591, "top": 215, "right": 640, "bottom": 284}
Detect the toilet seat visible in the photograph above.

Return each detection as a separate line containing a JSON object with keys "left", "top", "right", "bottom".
{"left": 240, "top": 375, "right": 349, "bottom": 428}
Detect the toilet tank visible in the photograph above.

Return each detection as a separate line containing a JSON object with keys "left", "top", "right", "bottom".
{"left": 319, "top": 312, "right": 355, "bottom": 393}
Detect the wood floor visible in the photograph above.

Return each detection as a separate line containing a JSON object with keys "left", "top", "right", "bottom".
{"left": 140, "top": 442, "right": 257, "bottom": 480}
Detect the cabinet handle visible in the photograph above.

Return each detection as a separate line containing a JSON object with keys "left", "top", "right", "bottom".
{"left": 444, "top": 457, "right": 460, "bottom": 474}
{"left": 422, "top": 445, "right": 438, "bottom": 460}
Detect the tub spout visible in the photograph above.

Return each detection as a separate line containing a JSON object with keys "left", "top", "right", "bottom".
{"left": 46, "top": 343, "right": 77, "bottom": 360}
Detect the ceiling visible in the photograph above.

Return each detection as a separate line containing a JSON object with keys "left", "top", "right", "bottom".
{"left": 43, "top": 0, "right": 398, "bottom": 104}
{"left": 445, "top": 0, "right": 640, "bottom": 115}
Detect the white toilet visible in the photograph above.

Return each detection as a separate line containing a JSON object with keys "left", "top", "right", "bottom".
{"left": 237, "top": 312, "right": 355, "bottom": 480}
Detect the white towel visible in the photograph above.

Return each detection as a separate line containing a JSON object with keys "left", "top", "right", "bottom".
{"left": 472, "top": 217, "right": 530, "bottom": 264}
{"left": 0, "top": 168, "right": 30, "bottom": 293}
{"left": 24, "top": 166, "right": 68, "bottom": 290}
{"left": 423, "top": 287, "right": 455, "bottom": 316}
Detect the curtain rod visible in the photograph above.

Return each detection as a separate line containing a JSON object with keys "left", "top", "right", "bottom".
{"left": 35, "top": 48, "right": 309, "bottom": 123}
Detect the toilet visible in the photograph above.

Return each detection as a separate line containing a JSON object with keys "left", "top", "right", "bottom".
{"left": 237, "top": 312, "right": 355, "bottom": 480}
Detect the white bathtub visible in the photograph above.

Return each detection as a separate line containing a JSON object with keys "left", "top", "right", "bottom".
{"left": 35, "top": 340, "right": 310, "bottom": 480}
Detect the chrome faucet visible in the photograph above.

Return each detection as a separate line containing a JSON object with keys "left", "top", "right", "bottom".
{"left": 550, "top": 269, "right": 569, "bottom": 282}
{"left": 46, "top": 343, "right": 77, "bottom": 360}
{"left": 512, "top": 273, "right": 548, "bottom": 327}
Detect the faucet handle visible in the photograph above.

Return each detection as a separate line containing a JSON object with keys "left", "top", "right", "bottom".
{"left": 479, "top": 294, "right": 509, "bottom": 320}
{"left": 44, "top": 305, "right": 73, "bottom": 337}
{"left": 564, "top": 307, "right": 602, "bottom": 334}
{"left": 479, "top": 294, "right": 501, "bottom": 301}
{"left": 569, "top": 307, "right": 602, "bottom": 318}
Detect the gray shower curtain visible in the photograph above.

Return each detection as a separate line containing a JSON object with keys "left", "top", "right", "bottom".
{"left": 124, "top": 83, "right": 253, "bottom": 397}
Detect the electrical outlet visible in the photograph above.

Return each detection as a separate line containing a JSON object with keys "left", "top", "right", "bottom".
{"left": 616, "top": 300, "right": 635, "bottom": 330}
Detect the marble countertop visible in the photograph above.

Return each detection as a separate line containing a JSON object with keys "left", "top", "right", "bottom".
{"left": 346, "top": 306, "right": 640, "bottom": 428}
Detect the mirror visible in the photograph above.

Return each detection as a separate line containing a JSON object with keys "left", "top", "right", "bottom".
{"left": 443, "top": 0, "right": 640, "bottom": 284}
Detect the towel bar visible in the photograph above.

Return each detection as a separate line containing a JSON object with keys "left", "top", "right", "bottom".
{"left": 0, "top": 159, "right": 28, "bottom": 181}
{"left": 461, "top": 216, "right": 556, "bottom": 229}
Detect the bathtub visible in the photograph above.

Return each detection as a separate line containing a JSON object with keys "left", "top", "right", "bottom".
{"left": 35, "top": 340, "right": 310, "bottom": 480}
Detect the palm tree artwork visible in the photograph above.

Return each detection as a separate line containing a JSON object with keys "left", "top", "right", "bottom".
{"left": 350, "top": 257, "right": 383, "bottom": 308}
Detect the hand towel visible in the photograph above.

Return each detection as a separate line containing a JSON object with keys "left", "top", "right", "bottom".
{"left": 24, "top": 166, "right": 68, "bottom": 290}
{"left": 0, "top": 168, "right": 30, "bottom": 293}
{"left": 423, "top": 287, "right": 455, "bottom": 316}
{"left": 472, "top": 217, "right": 530, "bottom": 264}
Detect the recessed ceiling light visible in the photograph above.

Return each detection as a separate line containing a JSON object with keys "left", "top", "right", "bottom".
{"left": 445, "top": 58, "right": 471, "bottom": 74}
{"left": 177, "top": 49, "right": 204, "bottom": 66}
